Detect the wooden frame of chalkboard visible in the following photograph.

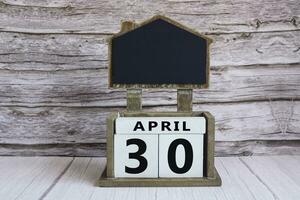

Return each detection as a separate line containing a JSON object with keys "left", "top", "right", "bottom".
{"left": 98, "top": 111, "right": 221, "bottom": 187}
{"left": 108, "top": 15, "right": 213, "bottom": 89}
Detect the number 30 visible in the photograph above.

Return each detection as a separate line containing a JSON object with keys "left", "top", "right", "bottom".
{"left": 125, "top": 138, "right": 193, "bottom": 174}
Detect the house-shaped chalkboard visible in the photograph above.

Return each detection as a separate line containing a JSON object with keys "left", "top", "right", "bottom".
{"left": 109, "top": 15, "right": 212, "bottom": 88}
{"left": 99, "top": 16, "right": 221, "bottom": 187}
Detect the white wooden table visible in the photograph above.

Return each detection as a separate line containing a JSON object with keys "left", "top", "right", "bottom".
{"left": 0, "top": 156, "right": 299, "bottom": 200}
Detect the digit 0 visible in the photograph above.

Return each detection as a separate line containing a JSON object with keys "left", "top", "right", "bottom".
{"left": 125, "top": 138, "right": 148, "bottom": 174}
{"left": 168, "top": 139, "right": 193, "bottom": 174}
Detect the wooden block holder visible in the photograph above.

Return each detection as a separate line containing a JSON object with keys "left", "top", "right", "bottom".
{"left": 98, "top": 89, "right": 222, "bottom": 187}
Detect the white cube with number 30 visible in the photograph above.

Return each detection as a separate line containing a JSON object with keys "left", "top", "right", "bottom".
{"left": 114, "top": 134, "right": 158, "bottom": 178}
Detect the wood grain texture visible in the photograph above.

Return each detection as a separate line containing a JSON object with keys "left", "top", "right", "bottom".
{"left": 1, "top": 31, "right": 299, "bottom": 69}
{"left": 41, "top": 156, "right": 299, "bottom": 200}
{"left": 0, "top": 157, "right": 72, "bottom": 199}
{"left": 241, "top": 156, "right": 300, "bottom": 199}
{"left": 0, "top": 100, "right": 299, "bottom": 156}
{"left": 0, "top": 101, "right": 299, "bottom": 144}
{"left": 0, "top": 156, "right": 298, "bottom": 199}
{"left": 1, "top": 140, "right": 300, "bottom": 157}
{"left": 0, "top": 143, "right": 106, "bottom": 156}
{"left": 0, "top": 64, "right": 298, "bottom": 107}
{"left": 0, "top": 0, "right": 299, "bottom": 156}
{"left": 44, "top": 157, "right": 106, "bottom": 200}
{"left": 0, "top": 0, "right": 299, "bottom": 34}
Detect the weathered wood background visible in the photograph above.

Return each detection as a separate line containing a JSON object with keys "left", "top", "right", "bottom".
{"left": 0, "top": 0, "right": 299, "bottom": 156}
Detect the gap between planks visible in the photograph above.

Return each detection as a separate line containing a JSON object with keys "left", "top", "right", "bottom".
{"left": 38, "top": 157, "right": 75, "bottom": 200}
{"left": 44, "top": 156, "right": 300, "bottom": 200}
{"left": 238, "top": 158, "right": 279, "bottom": 200}
{"left": 0, "top": 156, "right": 299, "bottom": 199}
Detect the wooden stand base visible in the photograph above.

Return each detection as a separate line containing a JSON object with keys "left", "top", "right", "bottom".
{"left": 98, "top": 167, "right": 222, "bottom": 187}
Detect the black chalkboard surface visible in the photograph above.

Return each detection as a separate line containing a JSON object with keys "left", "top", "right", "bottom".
{"left": 109, "top": 16, "right": 211, "bottom": 88}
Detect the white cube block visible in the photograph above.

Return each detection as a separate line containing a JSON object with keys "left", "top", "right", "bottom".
{"left": 115, "top": 117, "right": 206, "bottom": 134}
{"left": 159, "top": 134, "right": 204, "bottom": 178}
{"left": 114, "top": 134, "right": 158, "bottom": 178}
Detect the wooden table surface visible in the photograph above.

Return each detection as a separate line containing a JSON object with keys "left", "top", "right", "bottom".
{"left": 0, "top": 156, "right": 299, "bottom": 200}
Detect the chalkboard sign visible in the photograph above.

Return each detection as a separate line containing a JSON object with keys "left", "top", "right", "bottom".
{"left": 99, "top": 16, "right": 221, "bottom": 187}
{"left": 109, "top": 15, "right": 212, "bottom": 88}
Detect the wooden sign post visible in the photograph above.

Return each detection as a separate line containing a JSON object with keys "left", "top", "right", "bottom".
{"left": 98, "top": 15, "right": 221, "bottom": 187}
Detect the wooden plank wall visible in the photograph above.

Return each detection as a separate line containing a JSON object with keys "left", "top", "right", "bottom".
{"left": 0, "top": 0, "right": 299, "bottom": 156}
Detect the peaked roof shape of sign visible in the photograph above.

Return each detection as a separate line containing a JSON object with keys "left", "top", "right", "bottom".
{"left": 109, "top": 15, "right": 212, "bottom": 89}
